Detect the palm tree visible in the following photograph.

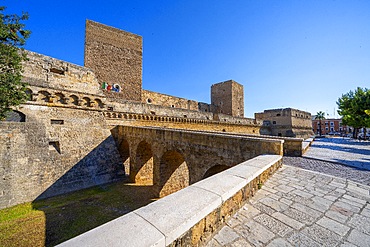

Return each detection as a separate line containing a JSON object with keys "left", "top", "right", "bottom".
{"left": 315, "top": 111, "right": 326, "bottom": 136}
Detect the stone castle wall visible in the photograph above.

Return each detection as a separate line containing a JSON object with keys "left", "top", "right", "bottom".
{"left": 255, "top": 108, "right": 313, "bottom": 138}
{"left": 0, "top": 106, "right": 123, "bottom": 209}
{"left": 141, "top": 90, "right": 198, "bottom": 111}
{"left": 84, "top": 20, "right": 142, "bottom": 101}
{"left": 22, "top": 51, "right": 102, "bottom": 96}
{"left": 211, "top": 80, "right": 244, "bottom": 117}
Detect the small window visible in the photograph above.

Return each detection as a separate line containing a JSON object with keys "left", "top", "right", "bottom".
{"left": 273, "top": 121, "right": 276, "bottom": 124}
{"left": 107, "top": 106, "right": 114, "bottom": 111}
{"left": 49, "top": 141, "right": 61, "bottom": 154}
{"left": 171, "top": 105, "right": 175, "bottom": 108}
{"left": 276, "top": 114, "right": 281, "bottom": 116}
{"left": 330, "top": 122, "right": 334, "bottom": 126}
{"left": 51, "top": 119, "right": 64, "bottom": 125}
{"left": 50, "top": 67, "right": 65, "bottom": 75}
{"left": 183, "top": 115, "right": 187, "bottom": 118}
{"left": 150, "top": 111, "right": 156, "bottom": 115}
{"left": 278, "top": 133, "right": 282, "bottom": 136}
{"left": 147, "top": 98, "right": 152, "bottom": 104}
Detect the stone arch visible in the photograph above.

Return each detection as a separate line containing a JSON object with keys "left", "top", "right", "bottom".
{"left": 55, "top": 92, "right": 66, "bottom": 104}
{"left": 5, "top": 110, "right": 26, "bottom": 122}
{"left": 25, "top": 88, "right": 33, "bottom": 101}
{"left": 202, "top": 165, "right": 230, "bottom": 179}
{"left": 134, "top": 141, "right": 154, "bottom": 185}
{"left": 82, "top": 97, "right": 91, "bottom": 107}
{"left": 159, "top": 150, "right": 189, "bottom": 197}
{"left": 94, "top": 98, "right": 104, "bottom": 108}
{"left": 38, "top": 91, "right": 50, "bottom": 102}
{"left": 70, "top": 95, "right": 79, "bottom": 105}
{"left": 118, "top": 139, "right": 130, "bottom": 177}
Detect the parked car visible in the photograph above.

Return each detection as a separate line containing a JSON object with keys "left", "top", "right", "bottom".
{"left": 358, "top": 133, "right": 370, "bottom": 140}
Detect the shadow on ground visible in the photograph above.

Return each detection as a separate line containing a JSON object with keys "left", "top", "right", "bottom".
{"left": 32, "top": 181, "right": 157, "bottom": 246}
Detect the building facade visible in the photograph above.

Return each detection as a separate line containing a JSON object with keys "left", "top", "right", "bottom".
{"left": 312, "top": 118, "right": 352, "bottom": 135}
{"left": 255, "top": 108, "right": 314, "bottom": 139}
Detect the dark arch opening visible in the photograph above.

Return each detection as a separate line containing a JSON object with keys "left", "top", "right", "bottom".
{"left": 159, "top": 150, "right": 188, "bottom": 197}
{"left": 118, "top": 139, "right": 130, "bottom": 177}
{"left": 70, "top": 95, "right": 79, "bottom": 105}
{"left": 55, "top": 93, "right": 66, "bottom": 104}
{"left": 38, "top": 91, "right": 50, "bottom": 102}
{"left": 4, "top": 110, "right": 26, "bottom": 122}
{"left": 82, "top": 97, "right": 91, "bottom": 107}
{"left": 134, "top": 141, "right": 153, "bottom": 185}
{"left": 203, "top": 165, "right": 230, "bottom": 179}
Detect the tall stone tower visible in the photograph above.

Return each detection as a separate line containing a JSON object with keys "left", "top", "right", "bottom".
{"left": 84, "top": 20, "right": 142, "bottom": 101}
{"left": 211, "top": 80, "right": 244, "bottom": 117}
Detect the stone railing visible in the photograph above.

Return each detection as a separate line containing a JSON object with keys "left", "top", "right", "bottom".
{"left": 57, "top": 154, "right": 282, "bottom": 247}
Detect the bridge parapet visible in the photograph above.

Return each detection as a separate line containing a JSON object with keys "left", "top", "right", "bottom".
{"left": 112, "top": 125, "right": 283, "bottom": 196}
{"left": 57, "top": 154, "right": 282, "bottom": 247}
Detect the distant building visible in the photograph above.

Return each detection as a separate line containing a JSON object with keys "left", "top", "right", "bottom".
{"left": 311, "top": 118, "right": 352, "bottom": 135}
{"left": 255, "top": 108, "right": 314, "bottom": 139}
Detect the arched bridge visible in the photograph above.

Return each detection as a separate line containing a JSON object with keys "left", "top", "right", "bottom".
{"left": 111, "top": 126, "right": 283, "bottom": 197}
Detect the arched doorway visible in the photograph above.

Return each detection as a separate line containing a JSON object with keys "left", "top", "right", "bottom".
{"left": 134, "top": 141, "right": 154, "bottom": 185}
{"left": 202, "top": 165, "right": 230, "bottom": 179}
{"left": 159, "top": 150, "right": 188, "bottom": 197}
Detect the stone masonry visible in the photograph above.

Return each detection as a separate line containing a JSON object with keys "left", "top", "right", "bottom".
{"left": 0, "top": 20, "right": 312, "bottom": 210}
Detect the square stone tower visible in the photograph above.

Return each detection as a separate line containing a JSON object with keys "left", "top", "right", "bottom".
{"left": 211, "top": 80, "right": 244, "bottom": 117}
{"left": 84, "top": 20, "right": 142, "bottom": 101}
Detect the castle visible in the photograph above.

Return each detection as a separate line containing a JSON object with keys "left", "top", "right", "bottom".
{"left": 0, "top": 20, "right": 313, "bottom": 209}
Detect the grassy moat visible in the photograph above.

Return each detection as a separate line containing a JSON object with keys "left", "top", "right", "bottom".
{"left": 0, "top": 181, "right": 157, "bottom": 247}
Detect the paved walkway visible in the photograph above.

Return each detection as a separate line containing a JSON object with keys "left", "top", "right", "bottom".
{"left": 303, "top": 138, "right": 370, "bottom": 170}
{"left": 207, "top": 138, "right": 370, "bottom": 247}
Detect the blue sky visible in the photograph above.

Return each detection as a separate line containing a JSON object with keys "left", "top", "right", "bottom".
{"left": 5, "top": 0, "right": 370, "bottom": 118}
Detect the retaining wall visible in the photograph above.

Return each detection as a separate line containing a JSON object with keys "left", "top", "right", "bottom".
{"left": 58, "top": 154, "right": 282, "bottom": 247}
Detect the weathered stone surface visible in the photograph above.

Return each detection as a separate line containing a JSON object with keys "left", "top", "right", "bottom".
{"left": 57, "top": 212, "right": 165, "bottom": 247}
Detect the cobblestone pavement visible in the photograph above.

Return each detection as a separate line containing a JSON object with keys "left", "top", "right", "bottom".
{"left": 303, "top": 138, "right": 370, "bottom": 170}
{"left": 283, "top": 157, "right": 370, "bottom": 186}
{"left": 207, "top": 138, "right": 370, "bottom": 246}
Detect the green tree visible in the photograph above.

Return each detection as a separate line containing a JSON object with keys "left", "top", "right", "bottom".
{"left": 0, "top": 6, "right": 30, "bottom": 120}
{"left": 337, "top": 87, "right": 370, "bottom": 139}
{"left": 315, "top": 111, "right": 326, "bottom": 136}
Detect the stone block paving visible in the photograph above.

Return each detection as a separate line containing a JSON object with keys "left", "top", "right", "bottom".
{"left": 207, "top": 165, "right": 370, "bottom": 247}
{"left": 303, "top": 138, "right": 370, "bottom": 170}
{"left": 207, "top": 138, "right": 370, "bottom": 246}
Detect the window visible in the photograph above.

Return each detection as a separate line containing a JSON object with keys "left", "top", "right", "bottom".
{"left": 147, "top": 98, "right": 152, "bottom": 104}
{"left": 330, "top": 122, "right": 334, "bottom": 126}
{"left": 276, "top": 113, "right": 281, "bottom": 116}
{"left": 51, "top": 119, "right": 64, "bottom": 125}
{"left": 273, "top": 121, "right": 276, "bottom": 124}
{"left": 50, "top": 67, "right": 65, "bottom": 75}
{"left": 330, "top": 127, "right": 334, "bottom": 131}
{"left": 325, "top": 127, "right": 329, "bottom": 130}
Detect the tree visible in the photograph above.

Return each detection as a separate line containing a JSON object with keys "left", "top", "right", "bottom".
{"left": 337, "top": 87, "right": 370, "bottom": 139}
{"left": 315, "top": 111, "right": 326, "bottom": 136}
{"left": 0, "top": 6, "right": 30, "bottom": 120}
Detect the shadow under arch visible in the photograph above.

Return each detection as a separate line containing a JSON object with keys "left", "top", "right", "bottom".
{"left": 158, "top": 150, "right": 189, "bottom": 198}
{"left": 202, "top": 165, "right": 230, "bottom": 179}
{"left": 118, "top": 139, "right": 130, "bottom": 177}
{"left": 134, "top": 140, "right": 154, "bottom": 185}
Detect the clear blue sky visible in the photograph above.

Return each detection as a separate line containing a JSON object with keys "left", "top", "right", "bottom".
{"left": 5, "top": 0, "right": 370, "bottom": 118}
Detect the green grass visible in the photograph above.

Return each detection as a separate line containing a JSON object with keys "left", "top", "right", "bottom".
{"left": 0, "top": 181, "right": 157, "bottom": 247}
